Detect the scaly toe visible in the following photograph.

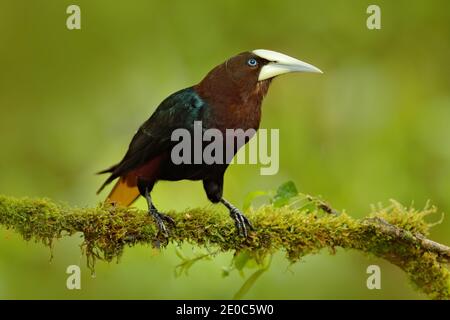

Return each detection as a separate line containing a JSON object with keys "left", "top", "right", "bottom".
{"left": 160, "top": 213, "right": 176, "bottom": 226}
{"left": 232, "top": 210, "right": 248, "bottom": 238}
{"left": 151, "top": 212, "right": 170, "bottom": 237}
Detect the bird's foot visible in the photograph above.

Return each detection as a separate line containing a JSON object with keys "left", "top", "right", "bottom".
{"left": 229, "top": 206, "right": 254, "bottom": 238}
{"left": 149, "top": 209, "right": 175, "bottom": 237}
{"left": 220, "top": 198, "right": 254, "bottom": 238}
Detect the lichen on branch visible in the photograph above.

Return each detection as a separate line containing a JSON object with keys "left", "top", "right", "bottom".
{"left": 0, "top": 194, "right": 449, "bottom": 299}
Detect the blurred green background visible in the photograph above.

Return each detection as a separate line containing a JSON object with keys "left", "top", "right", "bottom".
{"left": 1, "top": 0, "right": 449, "bottom": 299}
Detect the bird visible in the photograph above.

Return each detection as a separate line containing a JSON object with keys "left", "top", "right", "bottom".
{"left": 97, "top": 49, "right": 322, "bottom": 237}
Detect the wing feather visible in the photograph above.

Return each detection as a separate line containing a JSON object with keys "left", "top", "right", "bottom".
{"left": 97, "top": 87, "right": 206, "bottom": 194}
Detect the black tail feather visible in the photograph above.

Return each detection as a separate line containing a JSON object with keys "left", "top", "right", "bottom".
{"left": 96, "top": 164, "right": 119, "bottom": 194}
{"left": 96, "top": 175, "right": 118, "bottom": 195}
{"left": 97, "top": 164, "right": 118, "bottom": 175}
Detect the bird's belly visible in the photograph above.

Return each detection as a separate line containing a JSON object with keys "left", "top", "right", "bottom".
{"left": 159, "top": 162, "right": 228, "bottom": 181}
{"left": 154, "top": 103, "right": 262, "bottom": 181}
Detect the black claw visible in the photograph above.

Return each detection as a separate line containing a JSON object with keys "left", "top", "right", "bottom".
{"left": 235, "top": 216, "right": 245, "bottom": 237}
{"left": 240, "top": 213, "right": 254, "bottom": 231}
{"left": 142, "top": 188, "right": 174, "bottom": 238}
{"left": 230, "top": 211, "right": 243, "bottom": 237}
{"left": 160, "top": 212, "right": 176, "bottom": 226}
{"left": 230, "top": 207, "right": 252, "bottom": 238}
{"left": 149, "top": 210, "right": 174, "bottom": 237}
{"left": 221, "top": 198, "right": 254, "bottom": 238}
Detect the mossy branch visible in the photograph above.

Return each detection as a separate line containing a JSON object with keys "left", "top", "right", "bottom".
{"left": 0, "top": 195, "right": 449, "bottom": 299}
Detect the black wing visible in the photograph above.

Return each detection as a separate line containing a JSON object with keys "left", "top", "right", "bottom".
{"left": 97, "top": 87, "right": 206, "bottom": 193}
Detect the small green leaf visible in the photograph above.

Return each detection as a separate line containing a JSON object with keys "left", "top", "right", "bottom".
{"left": 298, "top": 201, "right": 317, "bottom": 213}
{"left": 243, "top": 258, "right": 260, "bottom": 269}
{"left": 174, "top": 250, "right": 215, "bottom": 277}
{"left": 234, "top": 251, "right": 251, "bottom": 271}
{"left": 243, "top": 190, "right": 268, "bottom": 212}
{"left": 272, "top": 181, "right": 299, "bottom": 207}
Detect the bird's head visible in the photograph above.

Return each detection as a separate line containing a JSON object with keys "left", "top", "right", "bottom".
{"left": 225, "top": 49, "right": 322, "bottom": 83}
{"left": 197, "top": 49, "right": 322, "bottom": 102}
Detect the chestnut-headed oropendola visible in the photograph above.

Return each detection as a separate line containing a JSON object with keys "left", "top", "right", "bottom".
{"left": 98, "top": 49, "right": 322, "bottom": 237}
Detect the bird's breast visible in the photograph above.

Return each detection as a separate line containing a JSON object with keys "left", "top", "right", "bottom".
{"left": 208, "top": 103, "right": 261, "bottom": 132}
{"left": 201, "top": 86, "right": 264, "bottom": 133}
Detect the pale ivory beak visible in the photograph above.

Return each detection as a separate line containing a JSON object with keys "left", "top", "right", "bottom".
{"left": 253, "top": 49, "right": 323, "bottom": 81}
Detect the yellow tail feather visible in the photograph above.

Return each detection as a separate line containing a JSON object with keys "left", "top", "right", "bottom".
{"left": 106, "top": 176, "right": 140, "bottom": 207}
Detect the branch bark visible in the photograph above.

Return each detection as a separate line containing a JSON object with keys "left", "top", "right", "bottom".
{"left": 0, "top": 195, "right": 449, "bottom": 299}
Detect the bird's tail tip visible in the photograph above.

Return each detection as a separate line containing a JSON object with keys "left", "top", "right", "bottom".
{"left": 96, "top": 183, "right": 106, "bottom": 195}
{"left": 96, "top": 166, "right": 116, "bottom": 175}
{"left": 96, "top": 164, "right": 119, "bottom": 194}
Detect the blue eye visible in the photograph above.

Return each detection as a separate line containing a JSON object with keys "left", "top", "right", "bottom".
{"left": 247, "top": 58, "right": 258, "bottom": 67}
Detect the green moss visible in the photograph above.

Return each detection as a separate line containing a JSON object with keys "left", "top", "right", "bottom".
{"left": 0, "top": 195, "right": 449, "bottom": 299}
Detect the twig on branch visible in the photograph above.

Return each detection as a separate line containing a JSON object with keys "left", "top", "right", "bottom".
{"left": 0, "top": 195, "right": 449, "bottom": 299}
{"left": 366, "top": 217, "right": 450, "bottom": 260}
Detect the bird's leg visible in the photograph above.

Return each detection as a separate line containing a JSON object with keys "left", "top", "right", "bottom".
{"left": 143, "top": 187, "right": 175, "bottom": 237}
{"left": 220, "top": 198, "right": 254, "bottom": 238}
